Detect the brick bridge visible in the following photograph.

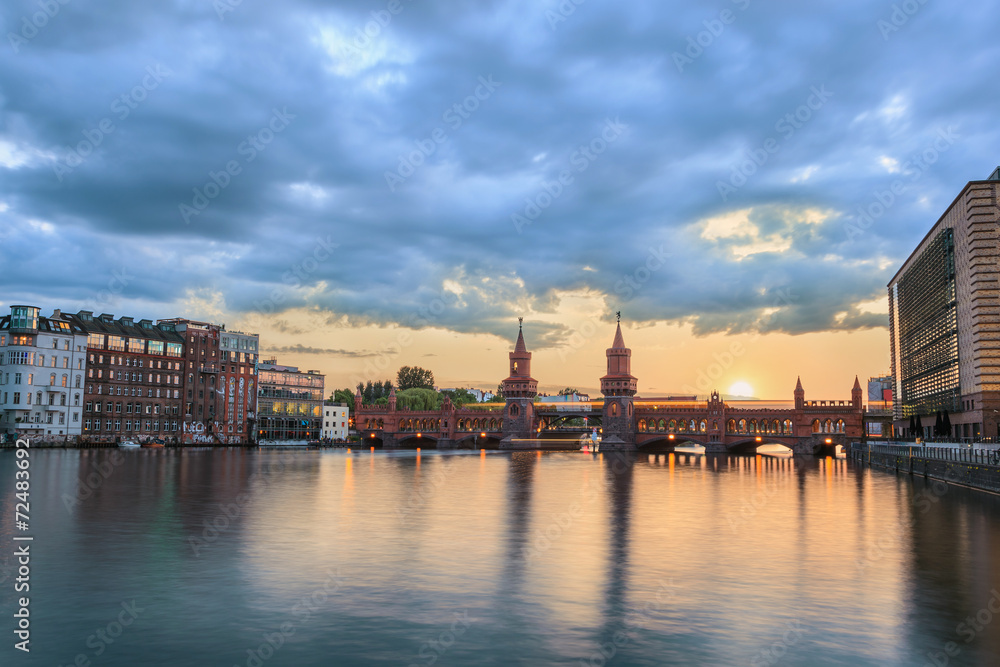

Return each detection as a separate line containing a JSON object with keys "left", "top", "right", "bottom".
{"left": 355, "top": 320, "right": 863, "bottom": 456}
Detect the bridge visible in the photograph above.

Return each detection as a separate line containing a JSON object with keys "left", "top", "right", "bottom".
{"left": 355, "top": 318, "right": 863, "bottom": 456}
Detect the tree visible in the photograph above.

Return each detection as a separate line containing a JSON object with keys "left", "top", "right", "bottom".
{"left": 332, "top": 388, "right": 355, "bottom": 412}
{"left": 493, "top": 383, "right": 506, "bottom": 401}
{"left": 558, "top": 387, "right": 580, "bottom": 396}
{"left": 442, "top": 388, "right": 477, "bottom": 407}
{"left": 397, "top": 366, "right": 435, "bottom": 391}
{"left": 396, "top": 388, "right": 441, "bottom": 411}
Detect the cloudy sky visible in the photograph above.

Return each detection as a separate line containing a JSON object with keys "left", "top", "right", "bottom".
{"left": 2, "top": 0, "right": 997, "bottom": 399}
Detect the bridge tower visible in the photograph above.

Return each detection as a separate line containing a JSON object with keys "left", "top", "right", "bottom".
{"left": 500, "top": 319, "right": 538, "bottom": 447}
{"left": 600, "top": 315, "right": 638, "bottom": 451}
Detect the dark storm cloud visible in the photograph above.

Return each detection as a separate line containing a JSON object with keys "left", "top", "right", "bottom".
{"left": 2, "top": 0, "right": 997, "bottom": 343}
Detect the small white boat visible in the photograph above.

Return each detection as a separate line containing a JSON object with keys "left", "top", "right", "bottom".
{"left": 119, "top": 440, "right": 141, "bottom": 448}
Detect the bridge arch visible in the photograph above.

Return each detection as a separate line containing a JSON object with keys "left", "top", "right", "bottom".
{"left": 397, "top": 434, "right": 440, "bottom": 449}
{"left": 726, "top": 438, "right": 796, "bottom": 455}
{"left": 637, "top": 435, "right": 709, "bottom": 451}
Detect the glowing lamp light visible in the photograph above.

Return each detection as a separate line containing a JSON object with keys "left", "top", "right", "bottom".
{"left": 480, "top": 432, "right": 486, "bottom": 437}
{"left": 825, "top": 438, "right": 832, "bottom": 444}
{"left": 417, "top": 433, "right": 422, "bottom": 438}
{"left": 668, "top": 434, "right": 675, "bottom": 440}
{"left": 755, "top": 436, "right": 762, "bottom": 442}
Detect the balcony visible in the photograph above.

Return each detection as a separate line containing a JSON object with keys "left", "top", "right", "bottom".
{"left": 200, "top": 364, "right": 220, "bottom": 374}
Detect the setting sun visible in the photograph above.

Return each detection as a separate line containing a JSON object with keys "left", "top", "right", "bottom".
{"left": 729, "top": 381, "right": 754, "bottom": 398}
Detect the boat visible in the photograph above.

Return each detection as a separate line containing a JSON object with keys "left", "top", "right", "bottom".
{"left": 141, "top": 441, "right": 165, "bottom": 448}
{"left": 119, "top": 440, "right": 141, "bottom": 448}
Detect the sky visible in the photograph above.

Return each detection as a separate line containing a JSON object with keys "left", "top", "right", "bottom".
{"left": 1, "top": 0, "right": 998, "bottom": 401}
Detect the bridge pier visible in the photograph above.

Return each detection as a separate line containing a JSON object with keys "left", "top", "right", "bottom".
{"left": 598, "top": 436, "right": 636, "bottom": 452}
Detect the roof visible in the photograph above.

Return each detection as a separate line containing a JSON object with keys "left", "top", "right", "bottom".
{"left": 610, "top": 322, "right": 627, "bottom": 350}
{"left": 888, "top": 175, "right": 1000, "bottom": 286}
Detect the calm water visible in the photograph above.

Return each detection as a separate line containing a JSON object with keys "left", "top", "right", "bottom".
{"left": 1, "top": 448, "right": 999, "bottom": 666}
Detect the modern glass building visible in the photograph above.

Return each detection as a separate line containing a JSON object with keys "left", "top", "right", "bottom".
{"left": 257, "top": 359, "right": 324, "bottom": 441}
{"left": 889, "top": 168, "right": 1000, "bottom": 440}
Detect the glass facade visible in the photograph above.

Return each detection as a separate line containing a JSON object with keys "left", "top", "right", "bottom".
{"left": 10, "top": 306, "right": 39, "bottom": 331}
{"left": 257, "top": 364, "right": 324, "bottom": 441}
{"left": 889, "top": 228, "right": 959, "bottom": 419}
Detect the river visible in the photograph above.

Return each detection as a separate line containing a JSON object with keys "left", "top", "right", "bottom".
{"left": 1, "top": 448, "right": 998, "bottom": 666}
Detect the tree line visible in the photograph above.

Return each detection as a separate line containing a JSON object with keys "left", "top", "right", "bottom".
{"left": 330, "top": 366, "right": 502, "bottom": 412}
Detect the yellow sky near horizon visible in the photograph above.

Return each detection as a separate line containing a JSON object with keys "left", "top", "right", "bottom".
{"left": 226, "top": 298, "right": 890, "bottom": 402}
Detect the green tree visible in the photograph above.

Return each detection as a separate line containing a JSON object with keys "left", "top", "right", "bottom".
{"left": 558, "top": 387, "right": 580, "bottom": 396}
{"left": 397, "top": 366, "right": 435, "bottom": 391}
{"left": 442, "top": 388, "right": 477, "bottom": 407}
{"left": 493, "top": 383, "right": 506, "bottom": 401}
{"left": 396, "top": 387, "right": 441, "bottom": 411}
{"left": 332, "top": 388, "right": 355, "bottom": 412}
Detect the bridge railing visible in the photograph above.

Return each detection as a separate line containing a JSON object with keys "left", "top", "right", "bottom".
{"left": 855, "top": 442, "right": 1000, "bottom": 467}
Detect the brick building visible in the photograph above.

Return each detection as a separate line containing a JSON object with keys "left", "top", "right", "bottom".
{"left": 62, "top": 311, "right": 185, "bottom": 443}
{"left": 158, "top": 319, "right": 259, "bottom": 444}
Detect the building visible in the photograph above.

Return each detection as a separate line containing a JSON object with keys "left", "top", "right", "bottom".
{"left": 322, "top": 402, "right": 350, "bottom": 440}
{"left": 440, "top": 387, "right": 496, "bottom": 402}
{"left": 157, "top": 319, "right": 259, "bottom": 444}
{"left": 61, "top": 310, "right": 185, "bottom": 443}
{"left": 867, "top": 375, "right": 893, "bottom": 406}
{"left": 257, "top": 359, "right": 324, "bottom": 441}
{"left": 0, "top": 306, "right": 88, "bottom": 439}
{"left": 889, "top": 167, "right": 1000, "bottom": 440}
{"left": 542, "top": 392, "right": 591, "bottom": 402}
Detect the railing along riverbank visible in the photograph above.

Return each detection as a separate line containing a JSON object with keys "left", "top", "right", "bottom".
{"left": 851, "top": 442, "right": 1000, "bottom": 495}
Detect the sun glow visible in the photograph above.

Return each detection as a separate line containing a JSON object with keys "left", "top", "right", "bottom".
{"left": 729, "top": 381, "right": 754, "bottom": 398}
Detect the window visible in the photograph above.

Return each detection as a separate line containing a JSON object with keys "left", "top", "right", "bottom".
{"left": 49, "top": 373, "right": 56, "bottom": 385}
{"left": 166, "top": 343, "right": 182, "bottom": 358}
{"left": 87, "top": 333, "right": 104, "bottom": 349}
{"left": 128, "top": 338, "right": 145, "bottom": 354}
{"left": 107, "top": 336, "right": 126, "bottom": 352}
{"left": 63, "top": 357, "right": 69, "bottom": 368}
{"left": 64, "top": 340, "right": 69, "bottom": 351}
{"left": 148, "top": 340, "right": 164, "bottom": 355}
{"left": 61, "top": 374, "right": 67, "bottom": 387}
{"left": 13, "top": 392, "right": 20, "bottom": 405}
{"left": 14, "top": 373, "right": 21, "bottom": 384}
{"left": 75, "top": 375, "right": 81, "bottom": 388}
{"left": 6, "top": 351, "right": 34, "bottom": 365}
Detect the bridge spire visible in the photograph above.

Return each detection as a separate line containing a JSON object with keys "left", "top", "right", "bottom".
{"left": 600, "top": 318, "right": 637, "bottom": 451}
{"left": 501, "top": 319, "right": 538, "bottom": 447}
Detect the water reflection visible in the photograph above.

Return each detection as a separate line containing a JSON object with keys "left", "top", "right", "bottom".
{"left": 596, "top": 453, "right": 634, "bottom": 653}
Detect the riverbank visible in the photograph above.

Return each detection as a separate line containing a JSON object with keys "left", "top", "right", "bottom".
{"left": 851, "top": 442, "right": 1000, "bottom": 495}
